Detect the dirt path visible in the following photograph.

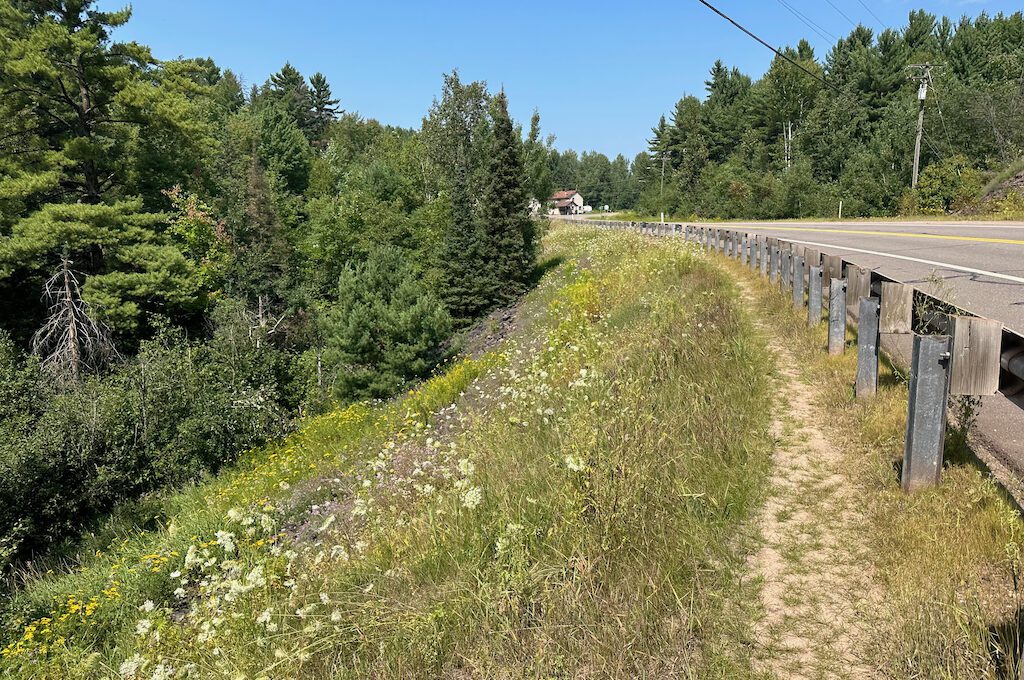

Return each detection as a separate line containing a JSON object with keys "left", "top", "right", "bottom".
{"left": 743, "top": 288, "right": 881, "bottom": 679}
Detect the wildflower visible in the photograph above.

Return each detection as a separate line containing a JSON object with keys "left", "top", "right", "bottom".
{"left": 564, "top": 455, "right": 587, "bottom": 472}
{"left": 461, "top": 486, "right": 483, "bottom": 509}
{"left": 173, "top": 588, "right": 186, "bottom": 599}
{"left": 139, "top": 600, "right": 155, "bottom": 613}
{"left": 215, "top": 530, "right": 236, "bottom": 554}
{"left": 150, "top": 664, "right": 173, "bottom": 680}
{"left": 256, "top": 609, "right": 272, "bottom": 625}
{"left": 457, "top": 458, "right": 475, "bottom": 477}
{"left": 119, "top": 653, "right": 147, "bottom": 678}
{"left": 135, "top": 619, "right": 153, "bottom": 636}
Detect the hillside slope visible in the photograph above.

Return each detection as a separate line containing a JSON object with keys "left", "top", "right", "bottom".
{"left": 1, "top": 228, "right": 776, "bottom": 678}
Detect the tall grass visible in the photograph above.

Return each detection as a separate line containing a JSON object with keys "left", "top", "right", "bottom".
{"left": 0, "top": 228, "right": 776, "bottom": 679}
{"left": 734, "top": 257, "right": 1024, "bottom": 679}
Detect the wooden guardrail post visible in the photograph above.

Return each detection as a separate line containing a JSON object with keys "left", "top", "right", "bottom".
{"left": 808, "top": 265, "right": 823, "bottom": 326}
{"left": 828, "top": 279, "right": 847, "bottom": 353}
{"left": 780, "top": 250, "right": 791, "bottom": 291}
{"left": 793, "top": 254, "right": 806, "bottom": 309}
{"left": 902, "top": 334, "right": 952, "bottom": 492}
{"left": 856, "top": 297, "right": 881, "bottom": 398}
{"left": 949, "top": 316, "right": 1003, "bottom": 396}
{"left": 770, "top": 246, "right": 780, "bottom": 283}
{"left": 740, "top": 234, "right": 748, "bottom": 265}
{"left": 760, "top": 238, "right": 769, "bottom": 276}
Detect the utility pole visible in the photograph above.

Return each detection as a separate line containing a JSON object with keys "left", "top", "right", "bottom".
{"left": 907, "top": 63, "right": 934, "bottom": 188}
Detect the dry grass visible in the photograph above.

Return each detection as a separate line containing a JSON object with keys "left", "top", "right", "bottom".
{"left": 729, "top": 256, "right": 1024, "bottom": 679}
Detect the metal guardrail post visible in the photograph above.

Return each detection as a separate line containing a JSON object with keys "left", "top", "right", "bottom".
{"left": 856, "top": 297, "right": 881, "bottom": 398}
{"left": 793, "top": 255, "right": 806, "bottom": 309}
{"left": 829, "top": 279, "right": 847, "bottom": 354}
{"left": 902, "top": 334, "right": 952, "bottom": 492}
{"left": 808, "top": 266, "right": 823, "bottom": 326}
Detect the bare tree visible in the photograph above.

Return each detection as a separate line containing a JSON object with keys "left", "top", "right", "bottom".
{"left": 31, "top": 257, "right": 118, "bottom": 385}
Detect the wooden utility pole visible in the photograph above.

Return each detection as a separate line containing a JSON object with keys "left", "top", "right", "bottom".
{"left": 907, "top": 64, "right": 934, "bottom": 188}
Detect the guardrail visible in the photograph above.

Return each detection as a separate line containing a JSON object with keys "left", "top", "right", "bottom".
{"left": 563, "top": 218, "right": 1024, "bottom": 492}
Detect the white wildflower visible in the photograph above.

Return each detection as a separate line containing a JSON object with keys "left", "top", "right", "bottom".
{"left": 461, "top": 486, "right": 483, "bottom": 509}
{"left": 118, "top": 653, "right": 146, "bottom": 678}
{"left": 215, "top": 530, "right": 236, "bottom": 553}
{"left": 138, "top": 600, "right": 155, "bottom": 613}
{"left": 564, "top": 455, "right": 587, "bottom": 472}
{"left": 135, "top": 619, "right": 153, "bottom": 636}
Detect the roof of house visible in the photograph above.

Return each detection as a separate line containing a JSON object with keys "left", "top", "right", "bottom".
{"left": 553, "top": 199, "right": 574, "bottom": 208}
{"left": 549, "top": 189, "right": 580, "bottom": 201}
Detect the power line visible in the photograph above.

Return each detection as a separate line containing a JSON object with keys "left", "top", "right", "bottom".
{"left": 854, "top": 0, "right": 885, "bottom": 31}
{"left": 822, "top": 0, "right": 859, "bottom": 30}
{"left": 696, "top": 0, "right": 840, "bottom": 92}
{"left": 775, "top": 0, "right": 837, "bottom": 43}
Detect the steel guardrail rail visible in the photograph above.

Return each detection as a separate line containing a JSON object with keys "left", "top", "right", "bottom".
{"left": 554, "top": 217, "right": 1024, "bottom": 395}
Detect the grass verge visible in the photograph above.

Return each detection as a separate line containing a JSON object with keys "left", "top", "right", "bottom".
{"left": 731, "top": 256, "right": 1024, "bottom": 678}
{"left": 1, "top": 227, "right": 775, "bottom": 679}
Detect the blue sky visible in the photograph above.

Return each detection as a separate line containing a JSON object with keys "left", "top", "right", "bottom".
{"left": 99, "top": 0, "right": 1020, "bottom": 159}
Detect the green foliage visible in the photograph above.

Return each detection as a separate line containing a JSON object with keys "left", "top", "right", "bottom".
{"left": 0, "top": 201, "right": 202, "bottom": 334}
{"left": 478, "top": 92, "right": 535, "bottom": 306}
{"left": 322, "top": 246, "right": 452, "bottom": 400}
{"left": 0, "top": 317, "right": 291, "bottom": 567}
{"left": 916, "top": 154, "right": 984, "bottom": 214}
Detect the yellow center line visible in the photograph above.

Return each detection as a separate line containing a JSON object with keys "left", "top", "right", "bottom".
{"left": 736, "top": 225, "right": 1024, "bottom": 246}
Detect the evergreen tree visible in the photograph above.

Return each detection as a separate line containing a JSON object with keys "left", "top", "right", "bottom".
{"left": 440, "top": 162, "right": 486, "bottom": 324}
{"left": 308, "top": 72, "right": 341, "bottom": 142}
{"left": 478, "top": 92, "right": 534, "bottom": 306}
{"left": 322, "top": 246, "right": 451, "bottom": 400}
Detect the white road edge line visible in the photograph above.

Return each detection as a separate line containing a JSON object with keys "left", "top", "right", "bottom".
{"left": 781, "top": 238, "right": 1024, "bottom": 285}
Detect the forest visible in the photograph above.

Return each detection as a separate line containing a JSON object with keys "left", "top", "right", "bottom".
{"left": 629, "top": 9, "right": 1024, "bottom": 219}
{"left": 0, "top": 2, "right": 542, "bottom": 566}
{"left": 1, "top": 1, "right": 1023, "bottom": 573}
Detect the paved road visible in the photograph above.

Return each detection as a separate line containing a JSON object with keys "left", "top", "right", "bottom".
{"left": 695, "top": 220, "right": 1024, "bottom": 333}
{"left": 695, "top": 219, "right": 1024, "bottom": 500}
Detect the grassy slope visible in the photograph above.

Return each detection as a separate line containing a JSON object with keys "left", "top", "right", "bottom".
{"left": 0, "top": 227, "right": 775, "bottom": 679}
{"left": 729, "top": 256, "right": 1024, "bottom": 678}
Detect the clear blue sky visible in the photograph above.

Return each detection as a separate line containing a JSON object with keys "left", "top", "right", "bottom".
{"left": 99, "top": 0, "right": 1019, "bottom": 159}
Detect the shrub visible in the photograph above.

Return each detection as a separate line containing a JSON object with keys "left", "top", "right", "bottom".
{"left": 0, "top": 317, "right": 291, "bottom": 568}
{"left": 321, "top": 245, "right": 452, "bottom": 401}
{"left": 916, "top": 155, "right": 984, "bottom": 214}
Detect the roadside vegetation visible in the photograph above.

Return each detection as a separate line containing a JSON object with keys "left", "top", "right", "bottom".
{"left": 0, "top": 2, "right": 541, "bottom": 569}
{"left": 0, "top": 227, "right": 778, "bottom": 679}
{"left": 730, "top": 256, "right": 1024, "bottom": 678}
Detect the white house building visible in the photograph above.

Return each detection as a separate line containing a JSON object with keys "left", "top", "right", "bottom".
{"left": 548, "top": 189, "right": 585, "bottom": 215}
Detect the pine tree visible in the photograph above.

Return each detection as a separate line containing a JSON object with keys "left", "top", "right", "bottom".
{"left": 440, "top": 162, "right": 486, "bottom": 324}
{"left": 322, "top": 246, "right": 451, "bottom": 400}
{"left": 308, "top": 72, "right": 341, "bottom": 142}
{"left": 478, "top": 92, "right": 535, "bottom": 306}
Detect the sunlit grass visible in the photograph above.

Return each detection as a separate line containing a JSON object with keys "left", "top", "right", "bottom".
{"left": 733, "top": 256, "right": 1024, "bottom": 678}
{"left": 0, "top": 227, "right": 777, "bottom": 679}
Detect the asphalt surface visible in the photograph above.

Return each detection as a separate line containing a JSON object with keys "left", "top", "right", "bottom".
{"left": 695, "top": 219, "right": 1024, "bottom": 501}
{"left": 695, "top": 220, "right": 1024, "bottom": 333}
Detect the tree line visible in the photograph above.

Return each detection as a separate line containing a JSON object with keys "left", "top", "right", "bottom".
{"left": 0, "top": 2, "right": 536, "bottom": 565}
{"left": 633, "top": 9, "right": 1024, "bottom": 219}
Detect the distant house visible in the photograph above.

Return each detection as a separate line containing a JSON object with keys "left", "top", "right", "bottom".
{"left": 548, "top": 189, "right": 585, "bottom": 215}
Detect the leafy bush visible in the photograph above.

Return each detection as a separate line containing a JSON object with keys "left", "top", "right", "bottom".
{"left": 321, "top": 245, "right": 452, "bottom": 401}
{"left": 0, "top": 317, "right": 292, "bottom": 568}
{"left": 916, "top": 155, "right": 985, "bottom": 214}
